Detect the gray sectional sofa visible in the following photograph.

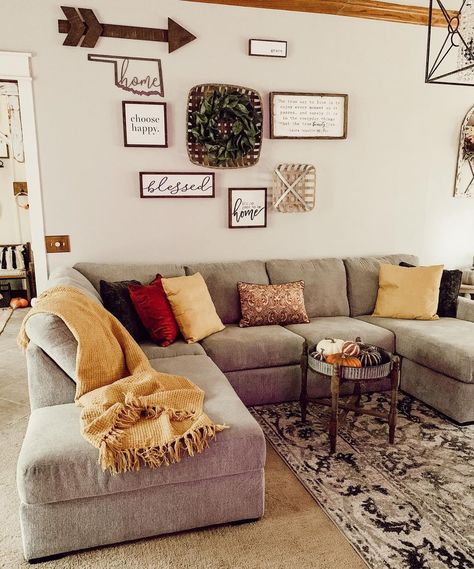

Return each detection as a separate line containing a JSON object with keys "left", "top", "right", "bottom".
{"left": 17, "top": 254, "right": 474, "bottom": 560}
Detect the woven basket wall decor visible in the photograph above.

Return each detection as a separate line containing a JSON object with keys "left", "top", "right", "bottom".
{"left": 187, "top": 83, "right": 263, "bottom": 169}
{"left": 272, "top": 164, "right": 316, "bottom": 212}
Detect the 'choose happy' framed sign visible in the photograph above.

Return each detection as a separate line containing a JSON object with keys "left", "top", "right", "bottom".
{"left": 122, "top": 101, "right": 168, "bottom": 147}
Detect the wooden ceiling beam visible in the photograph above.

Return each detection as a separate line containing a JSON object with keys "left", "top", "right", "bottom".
{"left": 182, "top": 0, "right": 456, "bottom": 27}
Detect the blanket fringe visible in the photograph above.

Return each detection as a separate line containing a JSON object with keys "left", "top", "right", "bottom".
{"left": 100, "top": 423, "right": 228, "bottom": 475}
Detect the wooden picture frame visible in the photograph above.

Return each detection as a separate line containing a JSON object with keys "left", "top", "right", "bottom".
{"left": 248, "top": 39, "right": 287, "bottom": 58}
{"left": 122, "top": 101, "right": 168, "bottom": 148}
{"left": 228, "top": 188, "right": 267, "bottom": 228}
{"left": 270, "top": 92, "right": 348, "bottom": 139}
{"left": 0, "top": 139, "right": 9, "bottom": 159}
{"left": 140, "top": 172, "right": 215, "bottom": 198}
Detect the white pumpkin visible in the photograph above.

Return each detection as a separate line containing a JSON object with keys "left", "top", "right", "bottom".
{"left": 316, "top": 337, "right": 345, "bottom": 356}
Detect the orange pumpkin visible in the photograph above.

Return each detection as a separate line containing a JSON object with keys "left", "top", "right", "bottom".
{"left": 10, "top": 297, "right": 29, "bottom": 309}
{"left": 325, "top": 352, "right": 362, "bottom": 368}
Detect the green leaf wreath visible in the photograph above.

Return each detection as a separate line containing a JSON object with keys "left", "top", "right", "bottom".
{"left": 190, "top": 89, "right": 262, "bottom": 166}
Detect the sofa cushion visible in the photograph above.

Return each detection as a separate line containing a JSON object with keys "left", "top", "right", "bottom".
{"left": 344, "top": 254, "right": 419, "bottom": 317}
{"left": 266, "top": 258, "right": 350, "bottom": 318}
{"left": 285, "top": 316, "right": 395, "bottom": 353}
{"left": 200, "top": 323, "right": 304, "bottom": 372}
{"left": 358, "top": 315, "right": 474, "bottom": 383}
{"left": 140, "top": 339, "right": 205, "bottom": 359}
{"left": 100, "top": 279, "right": 148, "bottom": 341}
{"left": 185, "top": 261, "right": 269, "bottom": 324}
{"left": 17, "top": 355, "right": 265, "bottom": 505}
{"left": 48, "top": 267, "right": 102, "bottom": 304}
{"left": 74, "top": 263, "right": 185, "bottom": 292}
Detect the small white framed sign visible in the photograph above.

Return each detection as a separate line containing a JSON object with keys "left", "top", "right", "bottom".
{"left": 249, "top": 39, "right": 287, "bottom": 58}
{"left": 122, "top": 101, "right": 168, "bottom": 147}
{"left": 228, "top": 188, "right": 267, "bottom": 228}
{"left": 140, "top": 172, "right": 215, "bottom": 198}
{"left": 270, "top": 92, "right": 348, "bottom": 139}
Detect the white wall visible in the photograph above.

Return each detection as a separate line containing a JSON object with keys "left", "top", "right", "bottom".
{"left": 1, "top": 0, "right": 473, "bottom": 271}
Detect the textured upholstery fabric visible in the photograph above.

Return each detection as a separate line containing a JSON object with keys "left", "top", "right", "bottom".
{"left": 74, "top": 262, "right": 185, "bottom": 292}
{"left": 344, "top": 254, "right": 419, "bottom": 317}
{"left": 162, "top": 273, "right": 225, "bottom": 343}
{"left": 25, "top": 314, "right": 77, "bottom": 380}
{"left": 48, "top": 267, "right": 102, "bottom": 304}
{"left": 20, "top": 470, "right": 264, "bottom": 561}
{"left": 266, "top": 258, "right": 350, "bottom": 318}
{"left": 457, "top": 297, "right": 474, "bottom": 323}
{"left": 238, "top": 281, "right": 309, "bottom": 327}
{"left": 358, "top": 315, "right": 474, "bottom": 383}
{"left": 401, "top": 358, "right": 474, "bottom": 424}
{"left": 200, "top": 324, "right": 304, "bottom": 372}
{"left": 140, "top": 339, "right": 205, "bottom": 359}
{"left": 185, "top": 261, "right": 269, "bottom": 324}
{"left": 373, "top": 264, "right": 444, "bottom": 320}
{"left": 26, "top": 343, "right": 76, "bottom": 409}
{"left": 286, "top": 316, "right": 395, "bottom": 353}
{"left": 100, "top": 279, "right": 147, "bottom": 341}
{"left": 129, "top": 277, "right": 179, "bottom": 346}
{"left": 17, "top": 355, "right": 265, "bottom": 505}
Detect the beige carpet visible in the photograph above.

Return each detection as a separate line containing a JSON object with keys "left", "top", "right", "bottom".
{"left": 0, "top": 310, "right": 365, "bottom": 569}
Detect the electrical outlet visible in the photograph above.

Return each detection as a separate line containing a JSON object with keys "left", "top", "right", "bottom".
{"left": 45, "top": 235, "right": 70, "bottom": 253}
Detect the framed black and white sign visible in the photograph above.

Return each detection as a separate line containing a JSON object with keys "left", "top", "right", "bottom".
{"left": 228, "top": 188, "right": 267, "bottom": 228}
{"left": 270, "top": 92, "right": 348, "bottom": 139}
{"left": 140, "top": 172, "right": 215, "bottom": 198}
{"left": 0, "top": 139, "right": 9, "bottom": 159}
{"left": 249, "top": 39, "right": 287, "bottom": 58}
{"left": 122, "top": 101, "right": 168, "bottom": 147}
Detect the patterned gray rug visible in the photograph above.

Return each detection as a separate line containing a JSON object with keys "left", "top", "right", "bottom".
{"left": 251, "top": 394, "right": 474, "bottom": 569}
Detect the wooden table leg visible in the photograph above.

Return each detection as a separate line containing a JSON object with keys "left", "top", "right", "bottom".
{"left": 389, "top": 356, "right": 400, "bottom": 444}
{"left": 329, "top": 364, "right": 340, "bottom": 454}
{"left": 300, "top": 341, "right": 308, "bottom": 422}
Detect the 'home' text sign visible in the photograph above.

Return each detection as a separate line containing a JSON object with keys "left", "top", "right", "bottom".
{"left": 270, "top": 92, "right": 348, "bottom": 139}
{"left": 140, "top": 172, "right": 215, "bottom": 198}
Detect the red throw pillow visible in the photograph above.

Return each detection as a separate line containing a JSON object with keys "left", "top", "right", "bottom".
{"left": 128, "top": 275, "right": 179, "bottom": 347}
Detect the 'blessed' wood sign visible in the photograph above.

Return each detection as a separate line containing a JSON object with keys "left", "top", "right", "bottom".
{"left": 140, "top": 172, "right": 215, "bottom": 198}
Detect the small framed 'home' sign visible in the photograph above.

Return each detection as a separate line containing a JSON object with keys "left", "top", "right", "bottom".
{"left": 140, "top": 172, "right": 215, "bottom": 198}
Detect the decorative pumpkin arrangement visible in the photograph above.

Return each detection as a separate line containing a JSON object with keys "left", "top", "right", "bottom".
{"left": 310, "top": 337, "right": 385, "bottom": 368}
{"left": 10, "top": 297, "right": 29, "bottom": 309}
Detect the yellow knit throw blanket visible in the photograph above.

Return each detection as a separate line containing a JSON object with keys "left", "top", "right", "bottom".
{"left": 18, "top": 286, "right": 227, "bottom": 475}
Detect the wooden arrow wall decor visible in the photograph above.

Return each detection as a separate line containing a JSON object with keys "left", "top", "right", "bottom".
{"left": 58, "top": 7, "right": 197, "bottom": 52}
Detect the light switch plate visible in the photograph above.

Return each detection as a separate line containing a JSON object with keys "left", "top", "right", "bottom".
{"left": 45, "top": 235, "right": 70, "bottom": 253}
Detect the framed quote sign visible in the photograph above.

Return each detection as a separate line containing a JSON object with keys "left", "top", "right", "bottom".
{"left": 270, "top": 92, "right": 348, "bottom": 139}
{"left": 249, "top": 39, "right": 287, "bottom": 58}
{"left": 228, "top": 188, "right": 267, "bottom": 228}
{"left": 122, "top": 101, "right": 168, "bottom": 147}
{"left": 140, "top": 172, "right": 215, "bottom": 198}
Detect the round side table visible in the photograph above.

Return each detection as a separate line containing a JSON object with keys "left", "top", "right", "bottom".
{"left": 300, "top": 343, "right": 401, "bottom": 453}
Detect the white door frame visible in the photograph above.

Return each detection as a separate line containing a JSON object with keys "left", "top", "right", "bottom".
{"left": 0, "top": 51, "right": 48, "bottom": 293}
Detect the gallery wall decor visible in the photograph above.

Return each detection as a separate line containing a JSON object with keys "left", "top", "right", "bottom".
{"left": 140, "top": 172, "right": 215, "bottom": 198}
{"left": 0, "top": 82, "right": 24, "bottom": 163}
{"left": 122, "top": 101, "right": 168, "bottom": 147}
{"left": 187, "top": 84, "right": 263, "bottom": 169}
{"left": 273, "top": 164, "right": 316, "bottom": 212}
{"left": 88, "top": 54, "right": 164, "bottom": 96}
{"left": 248, "top": 39, "right": 287, "bottom": 58}
{"left": 0, "top": 138, "right": 9, "bottom": 159}
{"left": 58, "top": 8, "right": 196, "bottom": 52}
{"left": 228, "top": 188, "right": 267, "bottom": 228}
{"left": 425, "top": 0, "right": 474, "bottom": 85}
{"left": 454, "top": 106, "right": 474, "bottom": 198}
{"left": 270, "top": 92, "right": 348, "bottom": 139}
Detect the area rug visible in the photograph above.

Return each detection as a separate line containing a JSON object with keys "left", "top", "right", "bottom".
{"left": 251, "top": 394, "right": 474, "bottom": 569}
{"left": 0, "top": 307, "right": 13, "bottom": 334}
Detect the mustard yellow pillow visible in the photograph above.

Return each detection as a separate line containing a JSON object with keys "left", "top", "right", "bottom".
{"left": 373, "top": 264, "right": 444, "bottom": 320}
{"left": 162, "top": 273, "right": 225, "bottom": 343}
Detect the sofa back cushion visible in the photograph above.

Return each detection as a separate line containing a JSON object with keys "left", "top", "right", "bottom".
{"left": 74, "top": 263, "right": 185, "bottom": 292}
{"left": 266, "top": 258, "right": 350, "bottom": 318}
{"left": 185, "top": 261, "right": 269, "bottom": 324}
{"left": 344, "top": 254, "right": 419, "bottom": 317}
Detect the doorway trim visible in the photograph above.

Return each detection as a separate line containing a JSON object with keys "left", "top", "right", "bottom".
{"left": 0, "top": 51, "right": 48, "bottom": 293}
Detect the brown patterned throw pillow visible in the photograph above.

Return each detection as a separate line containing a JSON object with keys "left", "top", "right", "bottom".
{"left": 238, "top": 281, "right": 310, "bottom": 327}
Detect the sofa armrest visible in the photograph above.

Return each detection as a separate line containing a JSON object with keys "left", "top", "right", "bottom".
{"left": 456, "top": 296, "right": 474, "bottom": 323}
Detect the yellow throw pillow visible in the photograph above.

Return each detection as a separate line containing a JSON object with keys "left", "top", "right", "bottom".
{"left": 162, "top": 273, "right": 225, "bottom": 343}
{"left": 373, "top": 264, "right": 444, "bottom": 320}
